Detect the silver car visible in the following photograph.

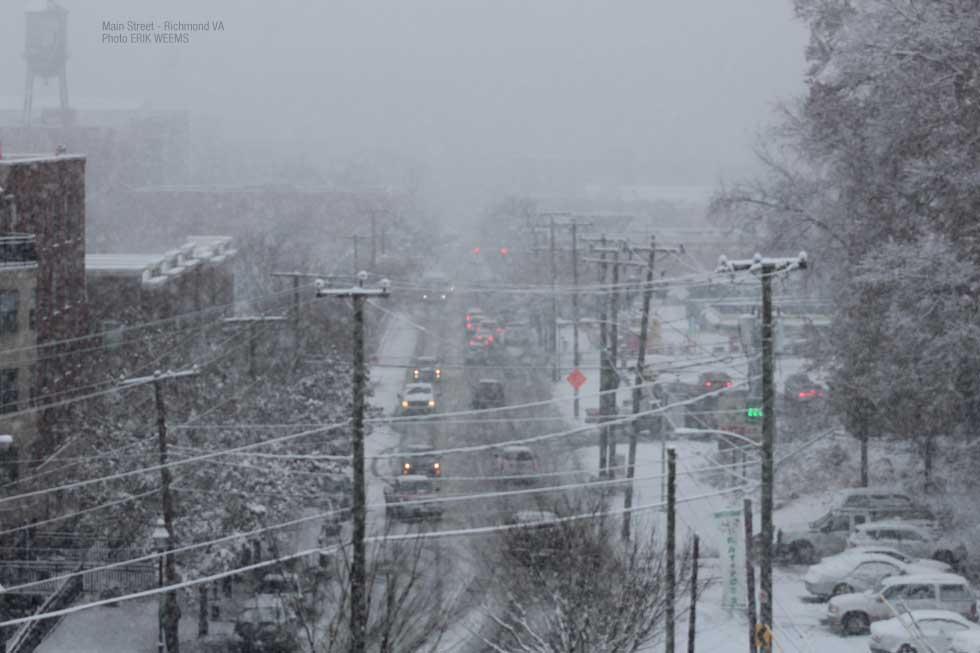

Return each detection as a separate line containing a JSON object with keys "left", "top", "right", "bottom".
{"left": 803, "top": 550, "right": 948, "bottom": 598}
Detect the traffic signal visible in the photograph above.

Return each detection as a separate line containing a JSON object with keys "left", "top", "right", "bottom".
{"left": 746, "top": 407, "right": 763, "bottom": 419}
{"left": 472, "top": 246, "right": 481, "bottom": 254}
{"left": 499, "top": 247, "right": 508, "bottom": 255}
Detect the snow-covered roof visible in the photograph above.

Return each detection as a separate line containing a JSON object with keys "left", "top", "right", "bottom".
{"left": 0, "top": 154, "right": 86, "bottom": 165}
{"left": 86, "top": 237, "right": 235, "bottom": 288}
{"left": 881, "top": 572, "right": 967, "bottom": 586}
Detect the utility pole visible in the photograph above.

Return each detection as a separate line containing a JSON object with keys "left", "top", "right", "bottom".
{"left": 666, "top": 447, "right": 677, "bottom": 653}
{"left": 597, "top": 237, "right": 609, "bottom": 474}
{"left": 717, "top": 252, "right": 807, "bottom": 646}
{"left": 571, "top": 222, "right": 580, "bottom": 418}
{"left": 550, "top": 215, "right": 558, "bottom": 382}
{"left": 607, "top": 248, "right": 620, "bottom": 476}
{"left": 623, "top": 236, "right": 656, "bottom": 539}
{"left": 688, "top": 534, "right": 699, "bottom": 653}
{"left": 121, "top": 367, "right": 199, "bottom": 653}
{"left": 222, "top": 316, "right": 286, "bottom": 378}
{"left": 744, "top": 498, "right": 758, "bottom": 653}
{"left": 271, "top": 272, "right": 305, "bottom": 359}
{"left": 370, "top": 212, "right": 377, "bottom": 268}
{"left": 351, "top": 234, "right": 371, "bottom": 275}
{"left": 317, "top": 271, "right": 390, "bottom": 653}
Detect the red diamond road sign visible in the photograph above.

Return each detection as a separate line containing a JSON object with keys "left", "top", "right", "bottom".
{"left": 566, "top": 368, "right": 586, "bottom": 391}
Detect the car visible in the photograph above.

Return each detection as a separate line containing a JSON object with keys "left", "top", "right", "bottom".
{"left": 836, "top": 489, "right": 918, "bottom": 511}
{"left": 775, "top": 504, "right": 937, "bottom": 565}
{"left": 412, "top": 356, "right": 442, "bottom": 384}
{"left": 398, "top": 444, "right": 442, "bottom": 477}
{"left": 420, "top": 274, "right": 451, "bottom": 302}
{"left": 464, "top": 308, "right": 485, "bottom": 333}
{"left": 464, "top": 340, "right": 489, "bottom": 365}
{"left": 398, "top": 383, "right": 437, "bottom": 416}
{"left": 848, "top": 520, "right": 969, "bottom": 567}
{"left": 868, "top": 610, "right": 980, "bottom": 653}
{"left": 803, "top": 551, "right": 948, "bottom": 599}
{"left": 784, "top": 372, "right": 827, "bottom": 404}
{"left": 826, "top": 572, "right": 978, "bottom": 635}
{"left": 473, "top": 378, "right": 505, "bottom": 410}
{"left": 493, "top": 446, "right": 539, "bottom": 483}
{"left": 384, "top": 475, "right": 443, "bottom": 521}
{"left": 951, "top": 628, "right": 980, "bottom": 653}
{"left": 695, "top": 371, "right": 734, "bottom": 392}
{"left": 475, "top": 318, "right": 504, "bottom": 343}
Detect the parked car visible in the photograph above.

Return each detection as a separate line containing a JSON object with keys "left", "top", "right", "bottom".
{"left": 412, "top": 356, "right": 442, "bottom": 384}
{"left": 775, "top": 504, "right": 936, "bottom": 565}
{"left": 848, "top": 520, "right": 968, "bottom": 567}
{"left": 493, "top": 446, "right": 539, "bottom": 483}
{"left": 804, "top": 551, "right": 948, "bottom": 599}
{"left": 234, "top": 593, "right": 298, "bottom": 652}
{"left": 951, "top": 628, "right": 980, "bottom": 653}
{"left": 826, "top": 572, "right": 978, "bottom": 635}
{"left": 869, "top": 610, "right": 980, "bottom": 653}
{"left": 384, "top": 475, "right": 443, "bottom": 521}
{"left": 473, "top": 378, "right": 505, "bottom": 410}
{"left": 398, "top": 383, "right": 437, "bottom": 416}
{"left": 398, "top": 444, "right": 442, "bottom": 477}
{"left": 836, "top": 488, "right": 918, "bottom": 511}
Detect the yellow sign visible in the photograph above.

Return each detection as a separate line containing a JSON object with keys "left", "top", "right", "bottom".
{"left": 754, "top": 623, "right": 772, "bottom": 648}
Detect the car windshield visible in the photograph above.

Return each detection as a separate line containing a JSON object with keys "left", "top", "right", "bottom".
{"left": 407, "top": 387, "right": 428, "bottom": 395}
{"left": 402, "top": 480, "right": 434, "bottom": 492}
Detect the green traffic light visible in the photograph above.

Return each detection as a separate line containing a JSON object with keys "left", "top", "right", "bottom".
{"left": 746, "top": 407, "right": 763, "bottom": 418}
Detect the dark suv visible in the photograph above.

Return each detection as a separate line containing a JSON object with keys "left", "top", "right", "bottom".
{"left": 473, "top": 379, "right": 505, "bottom": 410}
{"left": 412, "top": 356, "right": 442, "bottom": 384}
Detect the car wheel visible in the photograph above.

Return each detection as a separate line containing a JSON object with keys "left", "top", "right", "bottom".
{"left": 842, "top": 612, "right": 869, "bottom": 636}
{"left": 898, "top": 645, "right": 917, "bottom": 653}
{"left": 792, "top": 540, "right": 817, "bottom": 565}
{"left": 832, "top": 583, "right": 853, "bottom": 596}
{"left": 934, "top": 549, "right": 956, "bottom": 566}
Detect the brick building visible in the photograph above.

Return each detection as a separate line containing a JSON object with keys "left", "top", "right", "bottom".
{"left": 86, "top": 236, "right": 236, "bottom": 328}
{"left": 0, "top": 234, "right": 38, "bottom": 481}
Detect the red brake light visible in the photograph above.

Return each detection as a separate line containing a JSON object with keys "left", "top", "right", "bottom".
{"left": 467, "top": 323, "right": 473, "bottom": 330}
{"left": 466, "top": 314, "right": 471, "bottom": 321}
{"left": 704, "top": 381, "right": 712, "bottom": 387}
{"left": 487, "top": 335, "right": 494, "bottom": 343}
{"left": 469, "top": 339, "right": 476, "bottom": 345}
{"left": 500, "top": 248, "right": 508, "bottom": 255}
{"left": 473, "top": 247, "right": 481, "bottom": 254}
{"left": 725, "top": 381, "right": 733, "bottom": 388}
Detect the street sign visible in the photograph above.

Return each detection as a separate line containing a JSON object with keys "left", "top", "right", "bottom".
{"left": 566, "top": 368, "right": 586, "bottom": 391}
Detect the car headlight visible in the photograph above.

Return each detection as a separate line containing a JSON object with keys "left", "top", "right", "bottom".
{"left": 435, "top": 368, "right": 441, "bottom": 378}
{"left": 403, "top": 463, "right": 411, "bottom": 471}
{"left": 433, "top": 462, "right": 440, "bottom": 471}
{"left": 427, "top": 400, "right": 435, "bottom": 408}
{"left": 441, "top": 294, "right": 447, "bottom": 299}
{"left": 401, "top": 400, "right": 408, "bottom": 408}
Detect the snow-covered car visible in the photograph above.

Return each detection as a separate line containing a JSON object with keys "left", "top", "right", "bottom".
{"left": 951, "top": 629, "right": 980, "bottom": 653}
{"left": 501, "top": 510, "right": 562, "bottom": 568}
{"left": 848, "top": 520, "right": 968, "bottom": 566}
{"left": 464, "top": 340, "right": 489, "bottom": 364}
{"left": 234, "top": 593, "right": 299, "bottom": 651}
{"left": 868, "top": 610, "right": 980, "bottom": 653}
{"left": 419, "top": 274, "right": 451, "bottom": 302}
{"left": 472, "top": 378, "right": 505, "bottom": 410}
{"left": 836, "top": 488, "right": 918, "bottom": 511}
{"left": 803, "top": 551, "right": 948, "bottom": 599}
{"left": 397, "top": 383, "right": 436, "bottom": 416}
{"left": 776, "top": 504, "right": 935, "bottom": 565}
{"left": 493, "top": 446, "right": 539, "bottom": 483}
{"left": 398, "top": 444, "right": 442, "bottom": 477}
{"left": 826, "top": 572, "right": 978, "bottom": 635}
{"left": 384, "top": 475, "right": 443, "bottom": 521}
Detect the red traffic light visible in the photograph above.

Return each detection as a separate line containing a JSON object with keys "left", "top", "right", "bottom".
{"left": 500, "top": 248, "right": 508, "bottom": 255}
{"left": 473, "top": 246, "right": 481, "bottom": 254}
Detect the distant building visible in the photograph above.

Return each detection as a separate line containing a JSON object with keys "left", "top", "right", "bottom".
{"left": 86, "top": 236, "right": 236, "bottom": 328}
{"left": 0, "top": 234, "right": 38, "bottom": 481}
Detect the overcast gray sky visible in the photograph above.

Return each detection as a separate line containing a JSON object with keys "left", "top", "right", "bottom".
{"left": 1, "top": 0, "right": 808, "bottom": 194}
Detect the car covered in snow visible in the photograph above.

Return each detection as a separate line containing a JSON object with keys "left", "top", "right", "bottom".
{"left": 826, "top": 572, "right": 978, "bottom": 635}
{"left": 472, "top": 378, "right": 505, "bottom": 410}
{"left": 384, "top": 475, "right": 443, "bottom": 521}
{"left": 397, "top": 382, "right": 437, "bottom": 416}
{"left": 951, "top": 628, "right": 980, "bottom": 653}
{"left": 412, "top": 356, "right": 442, "bottom": 384}
{"left": 500, "top": 510, "right": 562, "bottom": 568}
{"left": 493, "top": 446, "right": 539, "bottom": 484}
{"left": 397, "top": 444, "right": 442, "bottom": 478}
{"left": 868, "top": 610, "right": 980, "bottom": 653}
{"left": 847, "top": 520, "right": 968, "bottom": 567}
{"left": 803, "top": 551, "right": 947, "bottom": 599}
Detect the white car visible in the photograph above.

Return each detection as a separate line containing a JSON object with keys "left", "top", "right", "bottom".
{"left": 868, "top": 610, "right": 980, "bottom": 653}
{"left": 827, "top": 572, "right": 978, "bottom": 635}
{"left": 848, "top": 520, "right": 969, "bottom": 566}
{"left": 804, "top": 550, "right": 948, "bottom": 598}
{"left": 951, "top": 629, "right": 980, "bottom": 653}
{"left": 398, "top": 383, "right": 436, "bottom": 415}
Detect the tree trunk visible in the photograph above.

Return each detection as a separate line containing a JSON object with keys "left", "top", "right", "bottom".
{"left": 860, "top": 433, "right": 868, "bottom": 487}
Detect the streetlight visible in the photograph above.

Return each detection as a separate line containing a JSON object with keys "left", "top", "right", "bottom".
{"left": 151, "top": 517, "right": 169, "bottom": 653}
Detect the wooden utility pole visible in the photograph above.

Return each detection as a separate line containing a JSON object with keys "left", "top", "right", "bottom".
{"left": 745, "top": 498, "right": 758, "bottom": 653}
{"left": 688, "top": 535, "right": 699, "bottom": 653}
{"left": 607, "top": 249, "right": 620, "bottom": 476}
{"left": 623, "top": 236, "right": 656, "bottom": 540}
{"left": 571, "top": 221, "right": 580, "bottom": 417}
{"left": 121, "top": 368, "right": 199, "bottom": 653}
{"left": 222, "top": 316, "right": 286, "bottom": 378}
{"left": 550, "top": 215, "right": 558, "bottom": 382}
{"left": 666, "top": 447, "right": 677, "bottom": 653}
{"left": 717, "top": 252, "right": 807, "bottom": 645}
{"left": 317, "top": 272, "right": 390, "bottom": 653}
{"left": 597, "top": 237, "right": 609, "bottom": 474}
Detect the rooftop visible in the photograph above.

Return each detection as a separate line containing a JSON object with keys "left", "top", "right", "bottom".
{"left": 86, "top": 237, "right": 235, "bottom": 287}
{"left": 0, "top": 153, "right": 85, "bottom": 165}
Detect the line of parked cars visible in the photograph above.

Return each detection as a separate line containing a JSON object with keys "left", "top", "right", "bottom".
{"left": 786, "top": 488, "right": 980, "bottom": 651}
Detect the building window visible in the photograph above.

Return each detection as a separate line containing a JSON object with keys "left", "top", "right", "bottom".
{"left": 0, "top": 290, "right": 18, "bottom": 335}
{"left": 0, "top": 368, "right": 18, "bottom": 414}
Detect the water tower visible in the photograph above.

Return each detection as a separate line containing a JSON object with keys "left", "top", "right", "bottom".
{"left": 23, "top": 1, "right": 71, "bottom": 126}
